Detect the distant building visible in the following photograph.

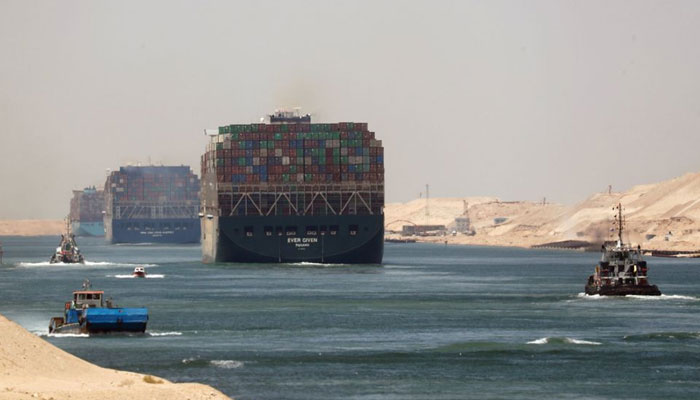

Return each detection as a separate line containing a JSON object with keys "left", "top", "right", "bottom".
{"left": 454, "top": 217, "right": 471, "bottom": 233}
{"left": 402, "top": 225, "right": 447, "bottom": 236}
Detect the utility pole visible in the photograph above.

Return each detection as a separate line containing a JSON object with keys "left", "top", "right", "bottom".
{"left": 425, "top": 184, "right": 430, "bottom": 224}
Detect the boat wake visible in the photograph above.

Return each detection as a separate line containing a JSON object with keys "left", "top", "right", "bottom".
{"left": 576, "top": 293, "right": 607, "bottom": 299}
{"left": 112, "top": 274, "right": 165, "bottom": 279}
{"left": 148, "top": 331, "right": 183, "bottom": 337}
{"left": 35, "top": 332, "right": 90, "bottom": 338}
{"left": 527, "top": 337, "right": 601, "bottom": 346}
{"left": 575, "top": 293, "right": 697, "bottom": 301}
{"left": 211, "top": 360, "right": 244, "bottom": 369}
{"left": 626, "top": 294, "right": 698, "bottom": 301}
{"left": 17, "top": 261, "right": 158, "bottom": 268}
{"left": 288, "top": 261, "right": 346, "bottom": 267}
{"left": 181, "top": 357, "right": 244, "bottom": 369}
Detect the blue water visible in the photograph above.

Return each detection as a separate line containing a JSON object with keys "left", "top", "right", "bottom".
{"left": 1, "top": 236, "right": 699, "bottom": 399}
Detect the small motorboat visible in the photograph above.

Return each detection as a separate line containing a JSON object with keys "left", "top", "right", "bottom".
{"left": 132, "top": 266, "right": 146, "bottom": 278}
{"left": 48, "top": 279, "right": 148, "bottom": 334}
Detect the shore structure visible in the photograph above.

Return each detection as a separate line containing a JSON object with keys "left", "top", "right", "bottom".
{"left": 0, "top": 314, "right": 230, "bottom": 400}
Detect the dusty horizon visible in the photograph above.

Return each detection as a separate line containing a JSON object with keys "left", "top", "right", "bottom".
{"left": 2, "top": 0, "right": 700, "bottom": 219}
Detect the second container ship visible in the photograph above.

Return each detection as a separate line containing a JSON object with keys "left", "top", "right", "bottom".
{"left": 200, "top": 111, "right": 385, "bottom": 264}
{"left": 104, "top": 166, "right": 201, "bottom": 244}
{"left": 69, "top": 186, "right": 105, "bottom": 237}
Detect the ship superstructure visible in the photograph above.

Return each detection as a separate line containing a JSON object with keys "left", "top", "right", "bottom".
{"left": 104, "top": 166, "right": 201, "bottom": 244}
{"left": 585, "top": 203, "right": 661, "bottom": 296}
{"left": 200, "top": 111, "right": 384, "bottom": 263}
{"left": 69, "top": 186, "right": 105, "bottom": 237}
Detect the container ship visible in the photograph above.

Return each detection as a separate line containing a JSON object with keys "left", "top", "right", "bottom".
{"left": 69, "top": 186, "right": 105, "bottom": 237}
{"left": 200, "top": 111, "right": 384, "bottom": 264}
{"left": 104, "top": 166, "right": 201, "bottom": 244}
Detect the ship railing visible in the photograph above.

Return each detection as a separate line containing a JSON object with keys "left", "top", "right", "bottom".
{"left": 213, "top": 183, "right": 384, "bottom": 217}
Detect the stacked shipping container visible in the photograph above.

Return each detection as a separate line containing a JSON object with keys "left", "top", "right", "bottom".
{"left": 201, "top": 122, "right": 384, "bottom": 217}
{"left": 106, "top": 166, "right": 199, "bottom": 204}
{"left": 69, "top": 187, "right": 104, "bottom": 223}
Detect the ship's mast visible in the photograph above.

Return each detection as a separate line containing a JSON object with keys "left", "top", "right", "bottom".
{"left": 616, "top": 203, "right": 623, "bottom": 245}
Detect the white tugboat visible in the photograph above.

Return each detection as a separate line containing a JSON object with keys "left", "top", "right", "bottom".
{"left": 50, "top": 219, "right": 85, "bottom": 264}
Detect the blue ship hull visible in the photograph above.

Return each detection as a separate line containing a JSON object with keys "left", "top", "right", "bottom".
{"left": 71, "top": 221, "right": 105, "bottom": 237}
{"left": 106, "top": 218, "right": 200, "bottom": 244}
{"left": 51, "top": 307, "right": 149, "bottom": 334}
{"left": 84, "top": 308, "right": 149, "bottom": 333}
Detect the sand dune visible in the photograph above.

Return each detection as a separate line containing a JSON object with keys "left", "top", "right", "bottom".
{"left": 386, "top": 172, "right": 700, "bottom": 251}
{"left": 0, "top": 220, "right": 64, "bottom": 237}
{"left": 0, "top": 314, "right": 230, "bottom": 400}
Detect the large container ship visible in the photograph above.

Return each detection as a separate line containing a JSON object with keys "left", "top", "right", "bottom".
{"left": 69, "top": 186, "right": 105, "bottom": 237}
{"left": 200, "top": 111, "right": 385, "bottom": 264}
{"left": 104, "top": 166, "right": 201, "bottom": 244}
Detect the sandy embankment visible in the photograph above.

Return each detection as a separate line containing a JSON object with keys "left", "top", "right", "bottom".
{"left": 0, "top": 314, "right": 230, "bottom": 400}
{"left": 0, "top": 220, "right": 64, "bottom": 237}
{"left": 385, "top": 172, "right": 700, "bottom": 252}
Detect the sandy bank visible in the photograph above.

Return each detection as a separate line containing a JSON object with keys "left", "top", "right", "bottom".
{"left": 385, "top": 172, "right": 700, "bottom": 252}
{"left": 0, "top": 314, "right": 231, "bottom": 400}
{"left": 0, "top": 220, "right": 64, "bottom": 237}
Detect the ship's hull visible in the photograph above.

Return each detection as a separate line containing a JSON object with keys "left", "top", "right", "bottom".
{"left": 585, "top": 283, "right": 661, "bottom": 296}
{"left": 105, "top": 217, "right": 201, "bottom": 244}
{"left": 202, "top": 214, "right": 384, "bottom": 264}
{"left": 71, "top": 221, "right": 105, "bottom": 237}
{"left": 49, "top": 308, "right": 148, "bottom": 334}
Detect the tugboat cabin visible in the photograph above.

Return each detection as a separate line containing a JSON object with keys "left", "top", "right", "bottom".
{"left": 72, "top": 290, "right": 105, "bottom": 308}
{"left": 597, "top": 245, "right": 649, "bottom": 286}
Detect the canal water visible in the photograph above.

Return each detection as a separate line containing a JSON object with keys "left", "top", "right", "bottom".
{"left": 1, "top": 236, "right": 699, "bottom": 399}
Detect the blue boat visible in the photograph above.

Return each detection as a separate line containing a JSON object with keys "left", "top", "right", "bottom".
{"left": 48, "top": 280, "right": 148, "bottom": 334}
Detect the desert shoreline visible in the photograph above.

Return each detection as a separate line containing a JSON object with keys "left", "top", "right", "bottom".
{"left": 0, "top": 313, "right": 231, "bottom": 400}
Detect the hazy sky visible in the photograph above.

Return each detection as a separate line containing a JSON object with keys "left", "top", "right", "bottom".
{"left": 2, "top": 0, "right": 700, "bottom": 219}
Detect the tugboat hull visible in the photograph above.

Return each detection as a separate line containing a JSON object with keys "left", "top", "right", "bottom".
{"left": 585, "top": 283, "right": 661, "bottom": 296}
{"left": 49, "top": 308, "right": 148, "bottom": 334}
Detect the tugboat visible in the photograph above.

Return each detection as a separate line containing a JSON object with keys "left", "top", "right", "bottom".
{"left": 48, "top": 279, "right": 149, "bottom": 334}
{"left": 49, "top": 220, "right": 85, "bottom": 264}
{"left": 132, "top": 266, "right": 146, "bottom": 278}
{"left": 585, "top": 204, "right": 661, "bottom": 296}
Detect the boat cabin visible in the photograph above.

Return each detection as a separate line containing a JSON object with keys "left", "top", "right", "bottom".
{"left": 72, "top": 290, "right": 104, "bottom": 308}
